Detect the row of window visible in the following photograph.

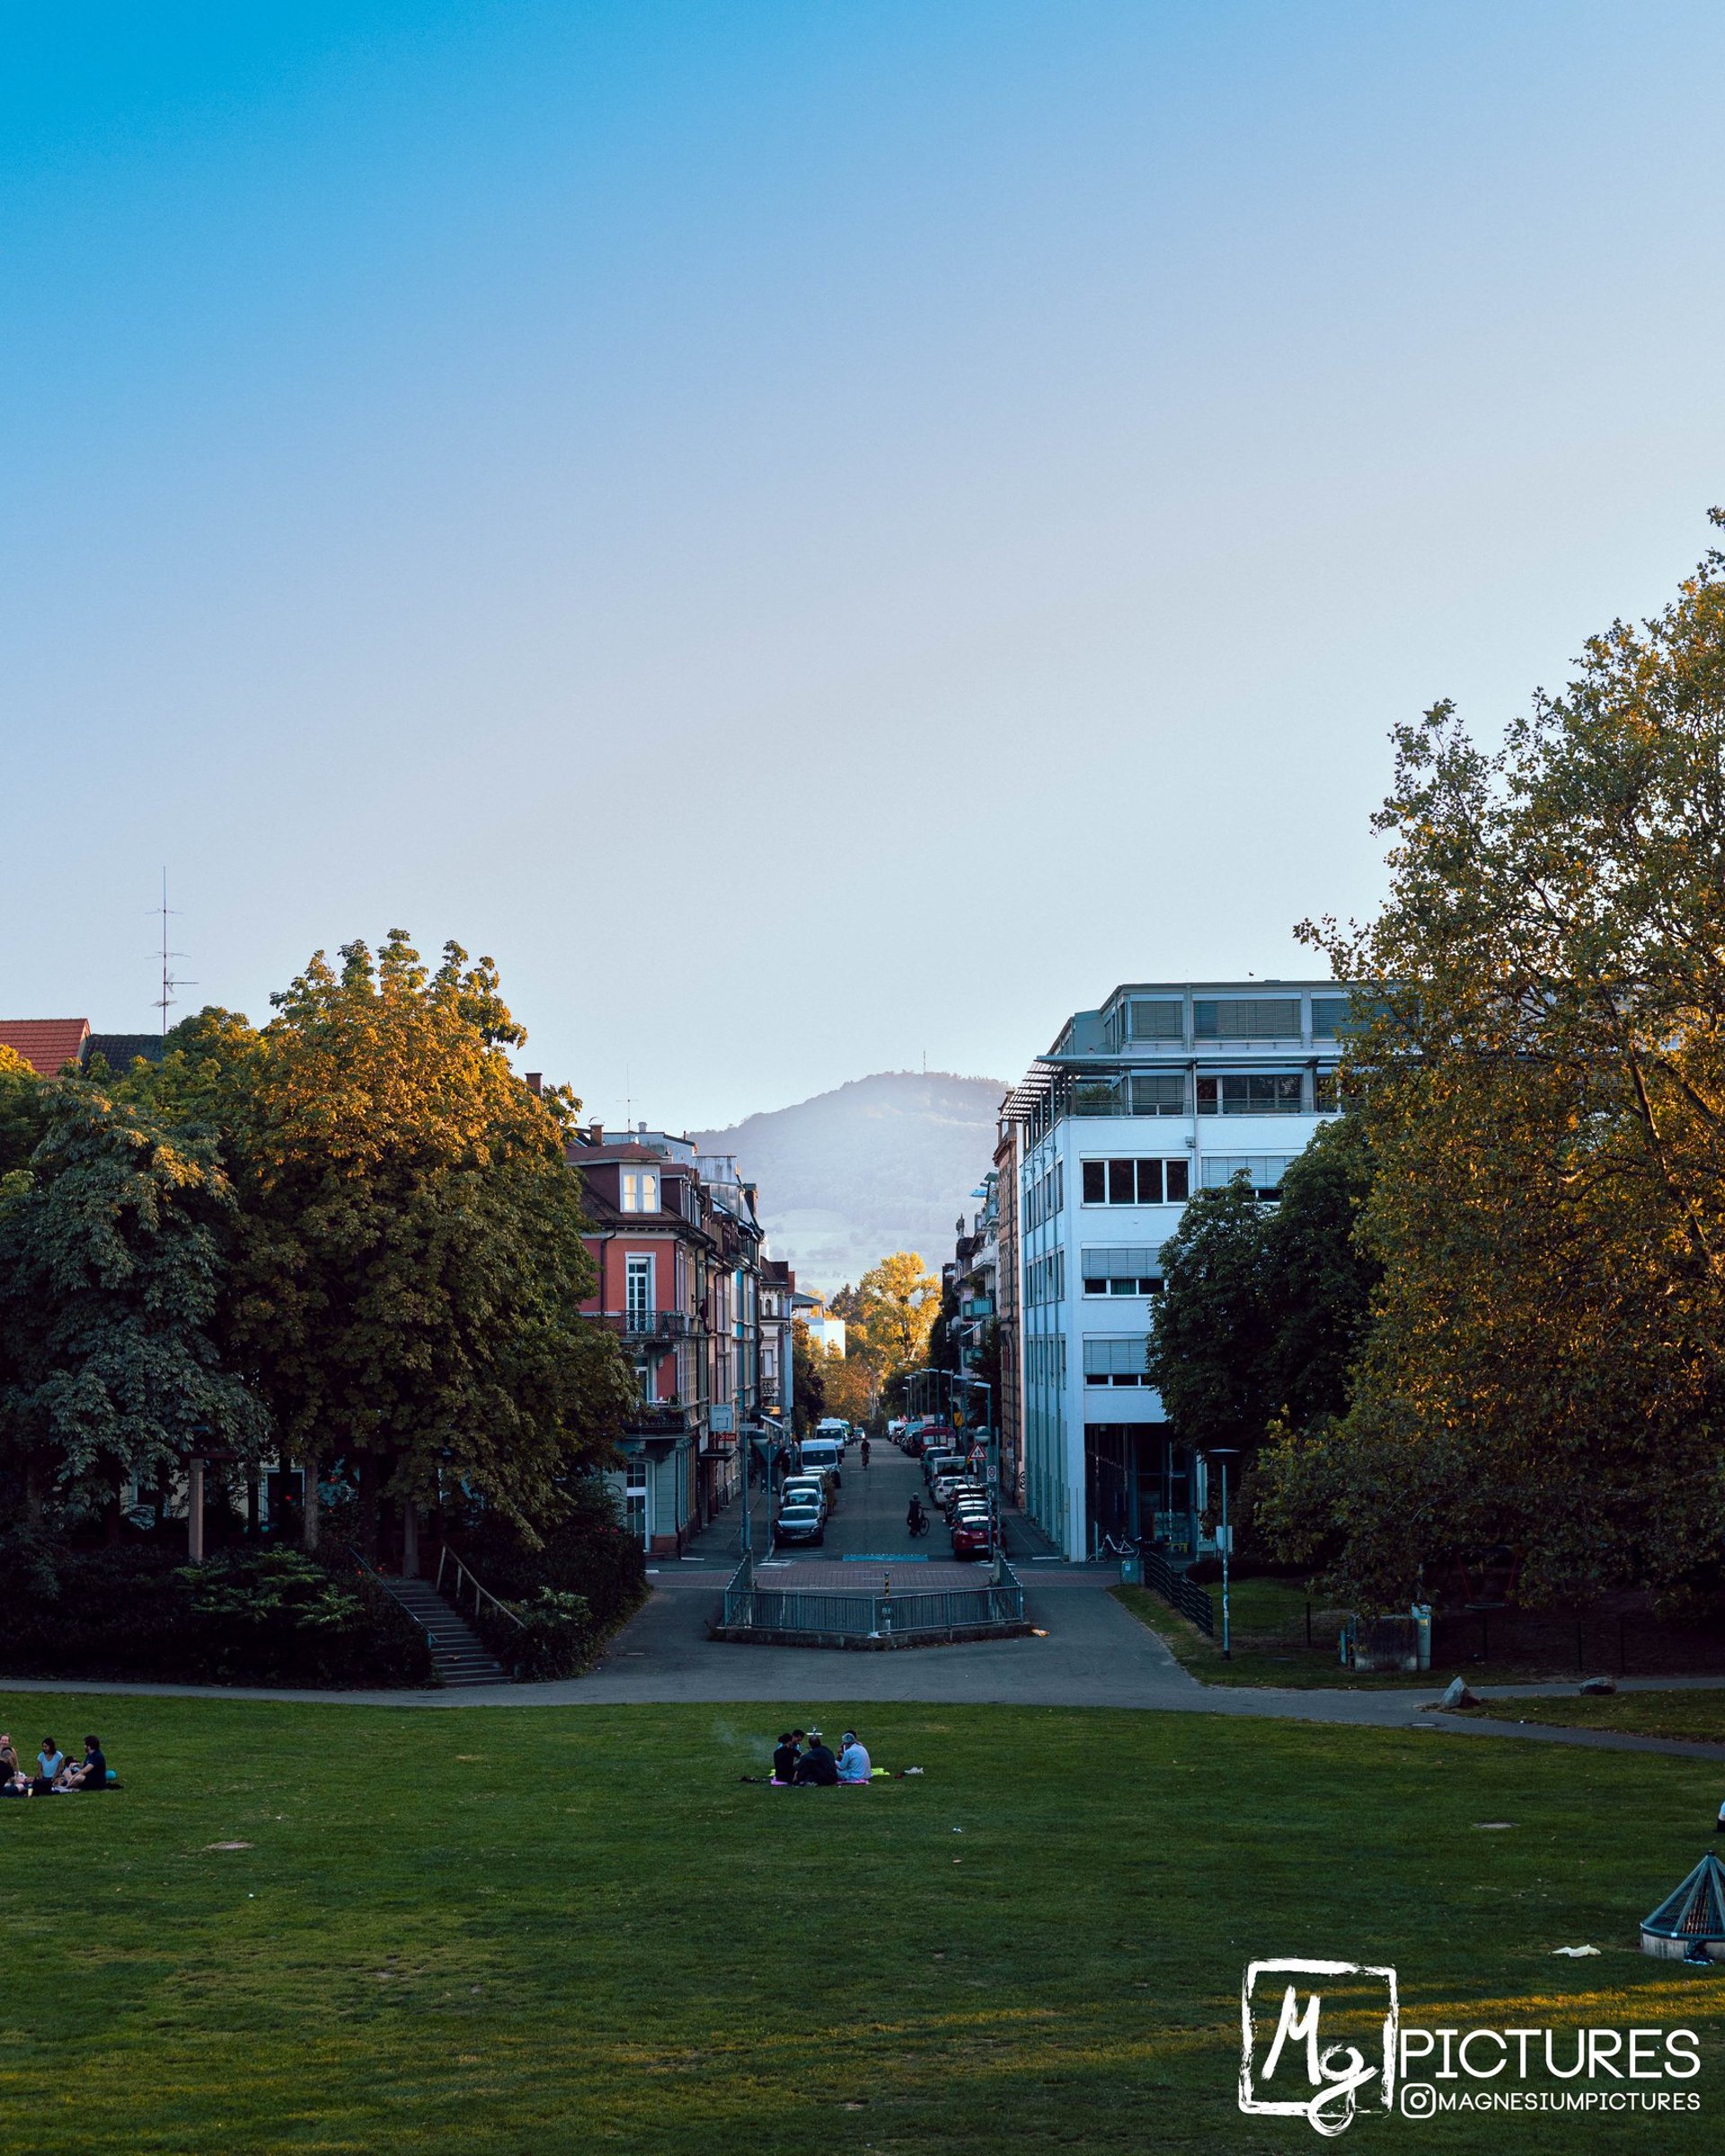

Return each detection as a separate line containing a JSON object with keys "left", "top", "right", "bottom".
{"left": 1119, "top": 994, "right": 1362, "bottom": 1044}
{"left": 1025, "top": 1334, "right": 1067, "bottom": 1386}
{"left": 1081, "top": 1158, "right": 1191, "bottom": 1206}
{"left": 1025, "top": 1250, "right": 1066, "bottom": 1307}
{"left": 1023, "top": 1158, "right": 1065, "bottom": 1230}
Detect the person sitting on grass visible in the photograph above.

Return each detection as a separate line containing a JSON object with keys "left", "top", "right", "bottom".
{"left": 55, "top": 1736, "right": 108, "bottom": 1792}
{"left": 793, "top": 1731, "right": 838, "bottom": 1786}
{"left": 0, "top": 1735, "right": 27, "bottom": 1798}
{"left": 772, "top": 1732, "right": 801, "bottom": 1785}
{"left": 836, "top": 1730, "right": 871, "bottom": 1785}
{"left": 34, "top": 1738, "right": 65, "bottom": 1797}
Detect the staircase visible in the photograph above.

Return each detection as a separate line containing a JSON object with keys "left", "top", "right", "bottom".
{"left": 382, "top": 1576, "right": 511, "bottom": 1687}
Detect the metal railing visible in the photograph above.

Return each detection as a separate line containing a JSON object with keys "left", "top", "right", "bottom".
{"left": 1137, "top": 1546, "right": 1216, "bottom": 1638}
{"left": 436, "top": 1544, "right": 526, "bottom": 1630}
{"left": 600, "top": 1310, "right": 692, "bottom": 1342}
{"left": 721, "top": 1557, "right": 1026, "bottom": 1639}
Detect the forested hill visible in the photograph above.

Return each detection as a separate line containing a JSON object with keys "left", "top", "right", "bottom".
{"left": 691, "top": 1070, "right": 1006, "bottom": 1294}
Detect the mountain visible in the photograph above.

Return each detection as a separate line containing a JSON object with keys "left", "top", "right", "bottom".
{"left": 691, "top": 1070, "right": 1007, "bottom": 1294}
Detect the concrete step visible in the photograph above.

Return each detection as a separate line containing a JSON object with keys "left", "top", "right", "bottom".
{"left": 379, "top": 1576, "right": 511, "bottom": 1685}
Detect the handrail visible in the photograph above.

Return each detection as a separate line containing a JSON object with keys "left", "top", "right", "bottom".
{"left": 436, "top": 1543, "right": 527, "bottom": 1630}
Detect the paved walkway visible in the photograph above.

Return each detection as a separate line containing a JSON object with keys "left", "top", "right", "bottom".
{"left": 5, "top": 1441, "right": 1723, "bottom": 1760}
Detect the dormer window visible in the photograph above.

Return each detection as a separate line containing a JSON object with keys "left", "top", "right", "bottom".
{"left": 621, "top": 1170, "right": 659, "bottom": 1213}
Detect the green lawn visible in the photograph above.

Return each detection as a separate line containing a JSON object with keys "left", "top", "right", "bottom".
{"left": 1445, "top": 1689, "right": 1725, "bottom": 1745}
{"left": 1111, "top": 1578, "right": 1703, "bottom": 1692}
{"left": 2, "top": 1692, "right": 1721, "bottom": 2152}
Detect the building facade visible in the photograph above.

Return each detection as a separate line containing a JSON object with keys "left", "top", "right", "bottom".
{"left": 1005, "top": 981, "right": 1356, "bottom": 1560}
{"left": 570, "top": 1124, "right": 774, "bottom": 1554}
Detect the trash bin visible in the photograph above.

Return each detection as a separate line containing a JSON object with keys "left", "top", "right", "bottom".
{"left": 1119, "top": 1554, "right": 1142, "bottom": 1586}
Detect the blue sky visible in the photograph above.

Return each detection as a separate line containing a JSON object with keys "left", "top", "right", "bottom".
{"left": 5, "top": 3, "right": 1723, "bottom": 1129}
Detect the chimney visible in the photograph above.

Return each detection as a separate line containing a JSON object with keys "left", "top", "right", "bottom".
{"left": 638, "top": 1119, "right": 648, "bottom": 1135}
{"left": 590, "top": 1123, "right": 604, "bottom": 1145}
{"left": 525, "top": 1072, "right": 543, "bottom": 1097}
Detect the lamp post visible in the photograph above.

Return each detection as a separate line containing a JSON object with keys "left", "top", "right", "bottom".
{"left": 1208, "top": 1447, "right": 1240, "bottom": 1659}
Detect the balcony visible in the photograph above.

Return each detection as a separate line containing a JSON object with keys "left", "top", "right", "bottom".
{"left": 628, "top": 1401, "right": 696, "bottom": 1437}
{"left": 597, "top": 1310, "right": 693, "bottom": 1344}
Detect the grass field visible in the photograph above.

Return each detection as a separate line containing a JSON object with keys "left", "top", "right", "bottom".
{"left": 1446, "top": 1690, "right": 1725, "bottom": 1745}
{"left": 2, "top": 1692, "right": 1722, "bottom": 2152}
{"left": 1110, "top": 1578, "right": 1725, "bottom": 1693}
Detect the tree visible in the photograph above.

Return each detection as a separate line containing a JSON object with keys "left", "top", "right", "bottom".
{"left": 0, "top": 1079, "right": 268, "bottom": 1529}
{"left": 850, "top": 1251, "right": 940, "bottom": 1386}
{"left": 1146, "top": 1177, "right": 1278, "bottom": 1458}
{"left": 791, "top": 1318, "right": 827, "bottom": 1436}
{"left": 1262, "top": 520, "right": 1725, "bottom": 1608}
{"left": 207, "top": 933, "right": 635, "bottom": 1552}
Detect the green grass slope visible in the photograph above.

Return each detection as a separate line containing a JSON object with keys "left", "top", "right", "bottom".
{"left": 0, "top": 1693, "right": 1720, "bottom": 2152}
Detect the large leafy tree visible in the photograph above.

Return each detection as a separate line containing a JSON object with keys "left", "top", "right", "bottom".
{"left": 1146, "top": 1176, "right": 1278, "bottom": 1457}
{"left": 1147, "top": 1119, "right": 1376, "bottom": 1462}
{"left": 0, "top": 1079, "right": 267, "bottom": 1528}
{"left": 204, "top": 932, "right": 635, "bottom": 1552}
{"left": 1261, "top": 519, "right": 1725, "bottom": 1608}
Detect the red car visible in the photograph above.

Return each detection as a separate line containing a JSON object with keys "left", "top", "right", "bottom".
{"left": 950, "top": 1513, "right": 993, "bottom": 1560}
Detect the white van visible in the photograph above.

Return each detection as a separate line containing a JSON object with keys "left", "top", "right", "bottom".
{"left": 815, "top": 1418, "right": 851, "bottom": 1453}
{"left": 799, "top": 1436, "right": 844, "bottom": 1485}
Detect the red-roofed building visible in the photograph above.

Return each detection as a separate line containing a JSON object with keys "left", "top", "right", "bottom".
{"left": 0, "top": 1018, "right": 91, "bottom": 1074}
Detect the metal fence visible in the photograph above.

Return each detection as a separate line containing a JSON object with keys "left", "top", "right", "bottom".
{"left": 1138, "top": 1547, "right": 1216, "bottom": 1638}
{"left": 721, "top": 1558, "right": 1025, "bottom": 1639}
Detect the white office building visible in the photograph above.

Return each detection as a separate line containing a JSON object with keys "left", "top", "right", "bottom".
{"left": 1005, "top": 981, "right": 1356, "bottom": 1560}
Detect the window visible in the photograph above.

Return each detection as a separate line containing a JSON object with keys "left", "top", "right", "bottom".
{"left": 1130, "top": 1073, "right": 1186, "bottom": 1116}
{"left": 1314, "top": 1069, "right": 1342, "bottom": 1112}
{"left": 1081, "top": 1248, "right": 1163, "bottom": 1296}
{"left": 1310, "top": 995, "right": 1351, "bottom": 1038}
{"left": 621, "top": 1170, "right": 659, "bottom": 1213}
{"left": 1128, "top": 998, "right": 1184, "bottom": 1042}
{"left": 1081, "top": 1158, "right": 1190, "bottom": 1205}
{"left": 1192, "top": 997, "right": 1301, "bottom": 1040}
{"left": 1025, "top": 1250, "right": 1066, "bottom": 1306}
{"left": 1199, "top": 1154, "right": 1295, "bottom": 1198}
{"left": 1196, "top": 1074, "right": 1304, "bottom": 1116}
{"left": 1083, "top": 1336, "right": 1151, "bottom": 1387}
{"left": 625, "top": 1254, "right": 652, "bottom": 1327}
{"left": 622, "top": 1456, "right": 649, "bottom": 1542}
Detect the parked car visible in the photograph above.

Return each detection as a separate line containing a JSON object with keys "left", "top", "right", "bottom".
{"left": 774, "top": 1501, "right": 826, "bottom": 1547}
{"left": 780, "top": 1474, "right": 829, "bottom": 1519}
{"left": 931, "top": 1471, "right": 971, "bottom": 1508}
{"left": 951, "top": 1514, "right": 993, "bottom": 1560}
{"left": 923, "top": 1449, "right": 962, "bottom": 1489}
{"left": 944, "top": 1480, "right": 988, "bottom": 1519}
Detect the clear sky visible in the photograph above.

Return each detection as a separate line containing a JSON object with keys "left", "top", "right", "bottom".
{"left": 5, "top": 3, "right": 1723, "bottom": 1131}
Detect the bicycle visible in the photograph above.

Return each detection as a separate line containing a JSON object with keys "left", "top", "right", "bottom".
{"left": 1097, "top": 1532, "right": 1140, "bottom": 1560}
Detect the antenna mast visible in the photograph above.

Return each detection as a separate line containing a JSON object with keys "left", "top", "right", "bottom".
{"left": 153, "top": 869, "right": 195, "bottom": 1036}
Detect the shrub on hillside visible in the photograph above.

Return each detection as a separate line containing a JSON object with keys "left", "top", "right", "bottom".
{"left": 449, "top": 1474, "right": 646, "bottom": 1656}
{"left": 0, "top": 1534, "right": 433, "bottom": 1688}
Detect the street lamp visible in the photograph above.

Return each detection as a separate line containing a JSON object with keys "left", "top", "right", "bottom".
{"left": 1207, "top": 1447, "right": 1240, "bottom": 1659}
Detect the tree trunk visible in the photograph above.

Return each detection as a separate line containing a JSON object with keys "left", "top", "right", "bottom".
{"left": 23, "top": 1454, "right": 43, "bottom": 1532}
{"left": 402, "top": 1499, "right": 420, "bottom": 1579}
{"left": 303, "top": 1465, "right": 321, "bottom": 1551}
{"left": 357, "top": 1453, "right": 381, "bottom": 1564}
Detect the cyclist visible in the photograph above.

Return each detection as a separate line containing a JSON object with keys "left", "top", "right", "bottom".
{"left": 906, "top": 1495, "right": 928, "bottom": 1538}
{"left": 861, "top": 1437, "right": 871, "bottom": 1469}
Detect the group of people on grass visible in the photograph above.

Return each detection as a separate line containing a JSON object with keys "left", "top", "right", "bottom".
{"left": 771, "top": 1727, "right": 871, "bottom": 1786}
{"left": 1, "top": 1733, "right": 109, "bottom": 1798}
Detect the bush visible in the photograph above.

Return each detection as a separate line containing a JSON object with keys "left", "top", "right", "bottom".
{"left": 0, "top": 1533, "right": 433, "bottom": 1688}
{"left": 472, "top": 1587, "right": 596, "bottom": 1681}
{"left": 449, "top": 1474, "right": 646, "bottom": 1659}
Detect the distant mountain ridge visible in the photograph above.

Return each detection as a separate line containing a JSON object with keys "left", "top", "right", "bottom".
{"left": 691, "top": 1070, "right": 1006, "bottom": 1294}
